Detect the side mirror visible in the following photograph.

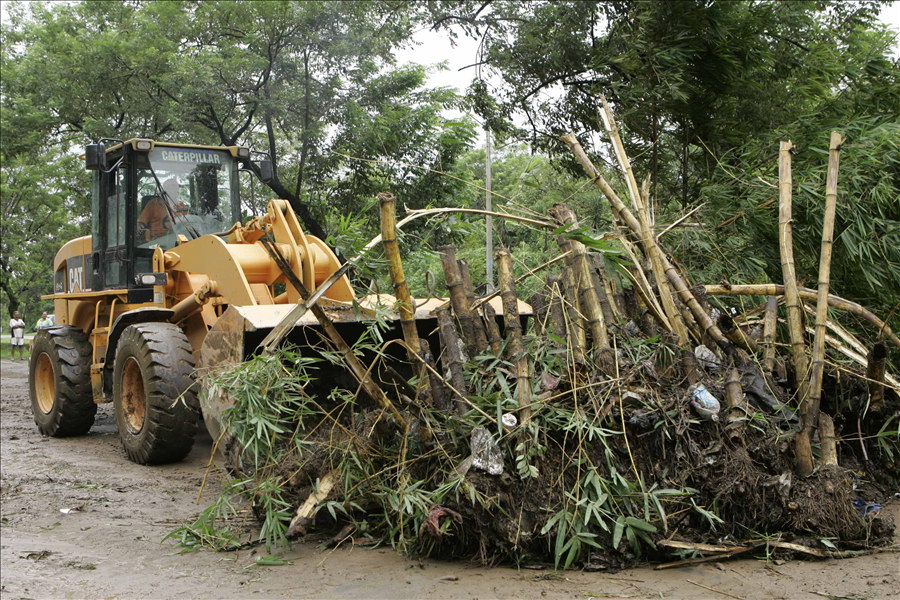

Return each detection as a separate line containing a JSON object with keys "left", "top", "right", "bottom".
{"left": 257, "top": 159, "right": 274, "bottom": 184}
{"left": 84, "top": 144, "right": 107, "bottom": 171}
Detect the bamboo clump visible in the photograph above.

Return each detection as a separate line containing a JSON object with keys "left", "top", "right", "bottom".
{"left": 560, "top": 132, "right": 733, "bottom": 354}
{"left": 549, "top": 203, "right": 613, "bottom": 369}
{"left": 598, "top": 98, "right": 691, "bottom": 347}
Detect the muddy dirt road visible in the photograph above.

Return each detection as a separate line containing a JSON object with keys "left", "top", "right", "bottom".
{"left": 1, "top": 358, "right": 897, "bottom": 599}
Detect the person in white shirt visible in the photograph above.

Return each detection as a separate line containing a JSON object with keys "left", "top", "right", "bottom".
{"left": 9, "top": 311, "right": 26, "bottom": 360}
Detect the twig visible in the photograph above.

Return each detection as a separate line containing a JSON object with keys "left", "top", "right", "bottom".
{"left": 685, "top": 579, "right": 747, "bottom": 600}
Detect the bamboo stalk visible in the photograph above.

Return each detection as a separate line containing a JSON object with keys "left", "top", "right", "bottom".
{"left": 866, "top": 342, "right": 887, "bottom": 413}
{"left": 617, "top": 240, "right": 670, "bottom": 331}
{"left": 778, "top": 140, "right": 814, "bottom": 476}
{"left": 702, "top": 284, "right": 900, "bottom": 347}
{"left": 419, "top": 337, "right": 449, "bottom": 413}
{"left": 717, "top": 313, "right": 758, "bottom": 354}
{"left": 482, "top": 302, "right": 504, "bottom": 356}
{"left": 436, "top": 307, "right": 468, "bottom": 415}
{"left": 561, "top": 132, "right": 732, "bottom": 353}
{"left": 598, "top": 100, "right": 690, "bottom": 347}
{"left": 762, "top": 297, "right": 779, "bottom": 378}
{"left": 547, "top": 276, "right": 567, "bottom": 346}
{"left": 681, "top": 349, "right": 701, "bottom": 386}
{"left": 807, "top": 132, "right": 843, "bottom": 434}
{"left": 550, "top": 204, "right": 612, "bottom": 368}
{"left": 497, "top": 249, "right": 532, "bottom": 424}
{"left": 724, "top": 367, "right": 746, "bottom": 436}
{"left": 819, "top": 412, "right": 839, "bottom": 467}
{"left": 379, "top": 193, "right": 430, "bottom": 403}
{"left": 778, "top": 141, "right": 810, "bottom": 392}
{"left": 528, "top": 291, "right": 547, "bottom": 335}
{"left": 561, "top": 266, "right": 587, "bottom": 365}
{"left": 439, "top": 245, "right": 486, "bottom": 355}
{"left": 458, "top": 258, "right": 490, "bottom": 354}
{"left": 590, "top": 254, "right": 620, "bottom": 323}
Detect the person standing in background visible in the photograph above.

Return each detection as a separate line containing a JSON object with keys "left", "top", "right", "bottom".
{"left": 36, "top": 312, "right": 54, "bottom": 330}
{"left": 9, "top": 310, "right": 26, "bottom": 360}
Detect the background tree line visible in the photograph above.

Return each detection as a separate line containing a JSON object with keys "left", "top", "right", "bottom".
{"left": 2, "top": 0, "right": 897, "bottom": 322}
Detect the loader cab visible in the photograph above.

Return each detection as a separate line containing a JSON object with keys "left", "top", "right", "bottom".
{"left": 86, "top": 139, "right": 243, "bottom": 301}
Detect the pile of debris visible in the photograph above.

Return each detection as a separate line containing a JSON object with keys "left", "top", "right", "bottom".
{"left": 185, "top": 102, "right": 898, "bottom": 569}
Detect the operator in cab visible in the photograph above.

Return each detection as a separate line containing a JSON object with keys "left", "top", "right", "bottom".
{"left": 137, "top": 178, "right": 188, "bottom": 242}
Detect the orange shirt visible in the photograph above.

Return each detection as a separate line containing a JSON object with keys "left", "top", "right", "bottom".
{"left": 137, "top": 198, "right": 188, "bottom": 240}
{"left": 138, "top": 198, "right": 171, "bottom": 240}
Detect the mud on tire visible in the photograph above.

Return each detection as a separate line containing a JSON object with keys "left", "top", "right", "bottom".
{"left": 29, "top": 327, "right": 96, "bottom": 437}
{"left": 113, "top": 322, "right": 199, "bottom": 465}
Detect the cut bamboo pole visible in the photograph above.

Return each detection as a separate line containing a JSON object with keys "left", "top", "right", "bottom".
{"left": 866, "top": 342, "right": 888, "bottom": 413}
{"left": 762, "top": 297, "right": 779, "bottom": 378}
{"left": 778, "top": 140, "right": 814, "bottom": 477}
{"left": 529, "top": 291, "right": 547, "bottom": 335}
{"left": 724, "top": 367, "right": 746, "bottom": 435}
{"left": 497, "top": 249, "right": 532, "bottom": 425}
{"left": 481, "top": 302, "right": 504, "bottom": 356}
{"left": 807, "top": 132, "right": 843, "bottom": 434}
{"left": 550, "top": 204, "right": 612, "bottom": 368}
{"left": 590, "top": 254, "right": 620, "bottom": 324}
{"left": 717, "top": 313, "right": 759, "bottom": 354}
{"left": 436, "top": 307, "right": 468, "bottom": 415}
{"left": 778, "top": 141, "right": 810, "bottom": 393}
{"left": 379, "top": 193, "right": 430, "bottom": 401}
{"left": 419, "top": 337, "right": 449, "bottom": 412}
{"left": 547, "top": 276, "right": 567, "bottom": 346}
{"left": 598, "top": 99, "right": 690, "bottom": 347}
{"left": 819, "top": 413, "right": 839, "bottom": 467}
{"left": 439, "top": 245, "right": 486, "bottom": 355}
{"left": 561, "top": 266, "right": 587, "bottom": 365}
{"left": 560, "top": 132, "right": 732, "bottom": 353}
{"left": 702, "top": 284, "right": 900, "bottom": 348}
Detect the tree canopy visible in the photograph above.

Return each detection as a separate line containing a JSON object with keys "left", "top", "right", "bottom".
{"left": 429, "top": 0, "right": 899, "bottom": 312}
{"left": 1, "top": 0, "right": 897, "bottom": 319}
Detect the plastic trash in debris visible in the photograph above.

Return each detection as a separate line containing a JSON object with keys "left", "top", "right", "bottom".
{"left": 501, "top": 413, "right": 518, "bottom": 431}
{"left": 471, "top": 426, "right": 504, "bottom": 475}
{"left": 688, "top": 383, "right": 721, "bottom": 421}
{"left": 694, "top": 345, "right": 720, "bottom": 371}
{"left": 852, "top": 499, "right": 884, "bottom": 517}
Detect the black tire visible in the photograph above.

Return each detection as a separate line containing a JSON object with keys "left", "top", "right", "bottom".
{"left": 29, "top": 327, "right": 97, "bottom": 437}
{"left": 112, "top": 322, "right": 198, "bottom": 465}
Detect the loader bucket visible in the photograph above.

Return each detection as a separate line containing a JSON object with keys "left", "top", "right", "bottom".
{"left": 198, "top": 296, "right": 529, "bottom": 463}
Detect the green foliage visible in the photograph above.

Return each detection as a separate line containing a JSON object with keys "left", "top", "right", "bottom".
{"left": 2, "top": 0, "right": 475, "bottom": 240}
{"left": 0, "top": 148, "right": 90, "bottom": 318}
{"left": 208, "top": 350, "right": 319, "bottom": 468}
{"left": 427, "top": 0, "right": 898, "bottom": 312}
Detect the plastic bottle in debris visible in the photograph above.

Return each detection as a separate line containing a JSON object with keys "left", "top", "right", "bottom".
{"left": 688, "top": 383, "right": 721, "bottom": 421}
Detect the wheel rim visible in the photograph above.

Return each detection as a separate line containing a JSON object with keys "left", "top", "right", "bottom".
{"left": 34, "top": 352, "right": 56, "bottom": 414}
{"left": 121, "top": 357, "right": 147, "bottom": 433}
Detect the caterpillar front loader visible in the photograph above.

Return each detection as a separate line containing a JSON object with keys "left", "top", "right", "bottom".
{"left": 28, "top": 138, "right": 449, "bottom": 464}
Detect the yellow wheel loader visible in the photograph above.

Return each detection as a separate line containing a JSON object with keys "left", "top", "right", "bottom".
{"left": 28, "top": 138, "right": 418, "bottom": 464}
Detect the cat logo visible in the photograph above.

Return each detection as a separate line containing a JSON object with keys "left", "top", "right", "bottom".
{"left": 68, "top": 264, "right": 84, "bottom": 292}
